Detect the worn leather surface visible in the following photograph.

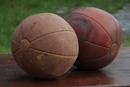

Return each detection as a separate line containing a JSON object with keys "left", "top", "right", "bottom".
{"left": 66, "top": 7, "right": 122, "bottom": 70}
{"left": 11, "top": 13, "right": 79, "bottom": 78}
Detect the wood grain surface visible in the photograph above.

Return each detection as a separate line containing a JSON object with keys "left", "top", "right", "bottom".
{"left": 0, "top": 47, "right": 130, "bottom": 87}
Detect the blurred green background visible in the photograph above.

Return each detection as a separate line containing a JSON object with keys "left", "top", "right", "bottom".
{"left": 0, "top": 0, "right": 130, "bottom": 54}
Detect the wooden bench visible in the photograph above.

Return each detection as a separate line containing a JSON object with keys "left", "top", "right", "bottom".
{"left": 0, "top": 47, "right": 130, "bottom": 87}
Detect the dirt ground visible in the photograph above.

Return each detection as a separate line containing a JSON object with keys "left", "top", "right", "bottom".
{"left": 113, "top": 3, "right": 130, "bottom": 37}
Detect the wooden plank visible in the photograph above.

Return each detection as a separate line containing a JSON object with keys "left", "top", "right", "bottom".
{"left": 0, "top": 47, "right": 130, "bottom": 87}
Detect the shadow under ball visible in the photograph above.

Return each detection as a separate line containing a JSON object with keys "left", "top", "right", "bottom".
{"left": 11, "top": 13, "right": 79, "bottom": 79}
{"left": 66, "top": 7, "right": 122, "bottom": 70}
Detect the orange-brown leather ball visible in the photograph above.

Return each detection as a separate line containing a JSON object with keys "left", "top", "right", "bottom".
{"left": 66, "top": 7, "right": 122, "bottom": 70}
{"left": 11, "top": 13, "right": 79, "bottom": 78}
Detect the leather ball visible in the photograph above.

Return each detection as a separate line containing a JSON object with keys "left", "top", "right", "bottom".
{"left": 66, "top": 7, "right": 122, "bottom": 70}
{"left": 11, "top": 13, "right": 79, "bottom": 78}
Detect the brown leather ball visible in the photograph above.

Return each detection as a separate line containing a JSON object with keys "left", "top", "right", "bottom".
{"left": 11, "top": 13, "right": 79, "bottom": 78}
{"left": 66, "top": 7, "right": 122, "bottom": 70}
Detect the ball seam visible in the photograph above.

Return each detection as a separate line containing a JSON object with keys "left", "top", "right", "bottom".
{"left": 72, "top": 12, "right": 113, "bottom": 46}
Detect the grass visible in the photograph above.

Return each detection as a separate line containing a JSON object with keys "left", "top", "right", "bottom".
{"left": 122, "top": 37, "right": 130, "bottom": 47}
{"left": 0, "top": 0, "right": 130, "bottom": 54}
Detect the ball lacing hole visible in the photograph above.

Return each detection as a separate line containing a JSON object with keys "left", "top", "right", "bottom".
{"left": 110, "top": 43, "right": 117, "bottom": 55}
{"left": 20, "top": 39, "right": 30, "bottom": 51}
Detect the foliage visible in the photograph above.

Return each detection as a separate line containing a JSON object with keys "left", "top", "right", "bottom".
{"left": 0, "top": 0, "right": 130, "bottom": 53}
